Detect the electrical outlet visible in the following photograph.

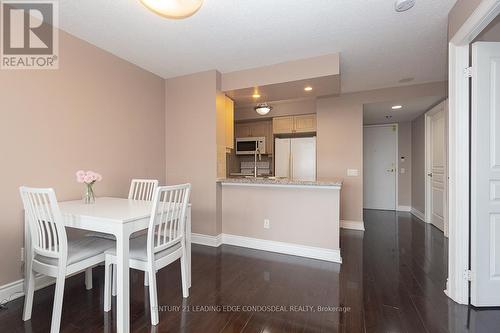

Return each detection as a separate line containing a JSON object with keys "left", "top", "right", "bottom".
{"left": 264, "top": 219, "right": 270, "bottom": 229}
{"left": 21, "top": 247, "right": 24, "bottom": 262}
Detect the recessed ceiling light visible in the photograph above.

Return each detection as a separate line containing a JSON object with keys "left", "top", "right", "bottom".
{"left": 252, "top": 93, "right": 261, "bottom": 98}
{"left": 304, "top": 86, "right": 313, "bottom": 92}
{"left": 392, "top": 105, "right": 403, "bottom": 110}
{"left": 139, "top": 0, "right": 204, "bottom": 19}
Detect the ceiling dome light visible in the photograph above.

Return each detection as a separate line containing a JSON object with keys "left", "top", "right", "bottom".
{"left": 252, "top": 93, "right": 261, "bottom": 98}
{"left": 255, "top": 103, "right": 272, "bottom": 116}
{"left": 392, "top": 105, "right": 403, "bottom": 110}
{"left": 395, "top": 0, "right": 416, "bottom": 12}
{"left": 140, "top": 0, "right": 203, "bottom": 19}
{"left": 304, "top": 86, "right": 313, "bottom": 91}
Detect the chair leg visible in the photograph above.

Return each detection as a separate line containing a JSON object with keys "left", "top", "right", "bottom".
{"left": 85, "top": 268, "right": 93, "bottom": 290}
{"left": 104, "top": 262, "right": 112, "bottom": 312}
{"left": 22, "top": 268, "right": 35, "bottom": 321}
{"left": 180, "top": 247, "right": 189, "bottom": 298}
{"left": 148, "top": 267, "right": 159, "bottom": 325}
{"left": 112, "top": 264, "right": 117, "bottom": 297}
{"left": 144, "top": 271, "right": 149, "bottom": 286}
{"left": 50, "top": 272, "right": 66, "bottom": 333}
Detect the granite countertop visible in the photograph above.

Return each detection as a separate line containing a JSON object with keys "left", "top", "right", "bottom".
{"left": 217, "top": 177, "right": 343, "bottom": 188}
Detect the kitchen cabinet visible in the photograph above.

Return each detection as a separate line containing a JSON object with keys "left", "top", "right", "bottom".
{"left": 225, "top": 97, "right": 234, "bottom": 150}
{"left": 216, "top": 95, "right": 235, "bottom": 178}
{"left": 272, "top": 116, "right": 294, "bottom": 134}
{"left": 272, "top": 114, "right": 316, "bottom": 134}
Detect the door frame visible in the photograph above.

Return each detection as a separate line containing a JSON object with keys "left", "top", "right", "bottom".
{"left": 425, "top": 101, "right": 448, "bottom": 236}
{"left": 447, "top": 0, "right": 500, "bottom": 305}
{"left": 363, "top": 123, "right": 399, "bottom": 210}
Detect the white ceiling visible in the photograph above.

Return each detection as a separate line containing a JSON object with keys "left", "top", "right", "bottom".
{"left": 58, "top": 0, "right": 456, "bottom": 93}
{"left": 363, "top": 96, "right": 445, "bottom": 125}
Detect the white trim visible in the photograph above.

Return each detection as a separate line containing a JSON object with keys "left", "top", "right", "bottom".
{"left": 397, "top": 205, "right": 411, "bottom": 212}
{"left": 191, "top": 233, "right": 222, "bottom": 247}
{"left": 221, "top": 233, "right": 342, "bottom": 263}
{"left": 411, "top": 208, "right": 426, "bottom": 222}
{"left": 363, "top": 123, "right": 399, "bottom": 210}
{"left": 446, "top": 0, "right": 500, "bottom": 306}
{"left": 340, "top": 220, "right": 365, "bottom": 231}
{"left": 0, "top": 274, "right": 54, "bottom": 305}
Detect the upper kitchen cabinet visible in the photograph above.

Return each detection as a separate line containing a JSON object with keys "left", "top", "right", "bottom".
{"left": 217, "top": 95, "right": 235, "bottom": 150}
{"left": 225, "top": 97, "right": 234, "bottom": 150}
{"left": 273, "top": 114, "right": 316, "bottom": 134}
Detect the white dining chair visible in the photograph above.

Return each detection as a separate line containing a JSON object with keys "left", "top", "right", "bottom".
{"left": 20, "top": 187, "right": 115, "bottom": 333}
{"left": 88, "top": 179, "right": 159, "bottom": 289}
{"left": 104, "top": 184, "right": 191, "bottom": 326}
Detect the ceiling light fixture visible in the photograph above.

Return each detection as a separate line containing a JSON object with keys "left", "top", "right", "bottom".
{"left": 395, "top": 0, "right": 416, "bottom": 12}
{"left": 304, "top": 86, "right": 313, "bottom": 91}
{"left": 252, "top": 93, "right": 261, "bottom": 98}
{"left": 139, "top": 0, "right": 204, "bottom": 19}
{"left": 255, "top": 103, "right": 272, "bottom": 116}
{"left": 392, "top": 105, "right": 403, "bottom": 110}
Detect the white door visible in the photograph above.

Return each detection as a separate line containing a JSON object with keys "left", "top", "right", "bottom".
{"left": 291, "top": 137, "right": 316, "bottom": 181}
{"left": 428, "top": 105, "right": 446, "bottom": 232}
{"left": 363, "top": 125, "right": 397, "bottom": 210}
{"left": 471, "top": 42, "right": 500, "bottom": 306}
{"left": 275, "top": 138, "right": 291, "bottom": 178}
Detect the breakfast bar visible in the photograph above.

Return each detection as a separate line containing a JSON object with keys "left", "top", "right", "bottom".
{"left": 217, "top": 178, "right": 342, "bottom": 263}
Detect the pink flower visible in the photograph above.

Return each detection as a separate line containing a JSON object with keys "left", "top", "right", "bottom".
{"left": 76, "top": 170, "right": 102, "bottom": 184}
{"left": 76, "top": 170, "right": 86, "bottom": 183}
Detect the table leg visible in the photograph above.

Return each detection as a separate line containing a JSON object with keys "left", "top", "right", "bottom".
{"left": 187, "top": 206, "right": 191, "bottom": 288}
{"left": 115, "top": 228, "right": 131, "bottom": 333}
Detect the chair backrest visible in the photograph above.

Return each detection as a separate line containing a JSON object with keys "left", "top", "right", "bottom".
{"left": 19, "top": 187, "right": 67, "bottom": 260}
{"left": 128, "top": 179, "right": 159, "bottom": 201}
{"left": 147, "top": 184, "right": 191, "bottom": 258}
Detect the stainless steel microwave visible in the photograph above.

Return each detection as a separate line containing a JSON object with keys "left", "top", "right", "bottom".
{"left": 235, "top": 137, "right": 266, "bottom": 155}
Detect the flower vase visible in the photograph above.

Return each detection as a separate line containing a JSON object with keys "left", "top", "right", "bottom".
{"left": 83, "top": 183, "right": 95, "bottom": 204}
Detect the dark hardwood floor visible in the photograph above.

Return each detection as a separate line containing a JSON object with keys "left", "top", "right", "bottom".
{"left": 2, "top": 210, "right": 500, "bottom": 332}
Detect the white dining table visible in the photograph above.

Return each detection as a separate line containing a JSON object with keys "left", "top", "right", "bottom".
{"left": 23, "top": 197, "right": 192, "bottom": 333}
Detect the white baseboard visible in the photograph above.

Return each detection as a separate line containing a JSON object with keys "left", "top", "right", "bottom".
{"left": 191, "top": 233, "right": 222, "bottom": 247}
{"left": 340, "top": 220, "right": 365, "bottom": 231}
{"left": 397, "top": 205, "right": 411, "bottom": 212}
{"left": 0, "top": 274, "right": 54, "bottom": 305}
{"left": 221, "top": 233, "right": 342, "bottom": 263}
{"left": 411, "top": 208, "right": 426, "bottom": 222}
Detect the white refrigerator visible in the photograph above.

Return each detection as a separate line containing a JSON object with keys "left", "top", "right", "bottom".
{"left": 275, "top": 137, "right": 316, "bottom": 181}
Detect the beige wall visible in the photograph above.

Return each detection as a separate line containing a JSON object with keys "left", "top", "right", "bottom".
{"left": 398, "top": 122, "right": 412, "bottom": 207}
{"left": 317, "top": 99, "right": 363, "bottom": 222}
{"left": 221, "top": 54, "right": 340, "bottom": 92}
{"left": 235, "top": 98, "right": 316, "bottom": 121}
{"left": 165, "top": 70, "right": 220, "bottom": 236}
{"left": 221, "top": 185, "right": 340, "bottom": 250}
{"left": 0, "top": 30, "right": 166, "bottom": 286}
{"left": 411, "top": 114, "right": 426, "bottom": 214}
{"left": 448, "top": 0, "right": 483, "bottom": 41}
{"left": 317, "top": 81, "right": 447, "bottom": 222}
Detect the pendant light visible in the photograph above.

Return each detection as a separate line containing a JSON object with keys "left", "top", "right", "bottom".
{"left": 140, "top": 0, "right": 203, "bottom": 19}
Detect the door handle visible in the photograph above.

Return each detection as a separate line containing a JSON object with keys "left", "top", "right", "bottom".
{"left": 386, "top": 169, "right": 394, "bottom": 173}
{"left": 428, "top": 173, "right": 433, "bottom": 177}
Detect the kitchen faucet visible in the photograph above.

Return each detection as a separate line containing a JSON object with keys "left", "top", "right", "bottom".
{"left": 254, "top": 146, "right": 262, "bottom": 178}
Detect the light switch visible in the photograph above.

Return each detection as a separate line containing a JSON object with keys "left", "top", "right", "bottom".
{"left": 347, "top": 169, "right": 359, "bottom": 177}
{"left": 400, "top": 168, "right": 406, "bottom": 174}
